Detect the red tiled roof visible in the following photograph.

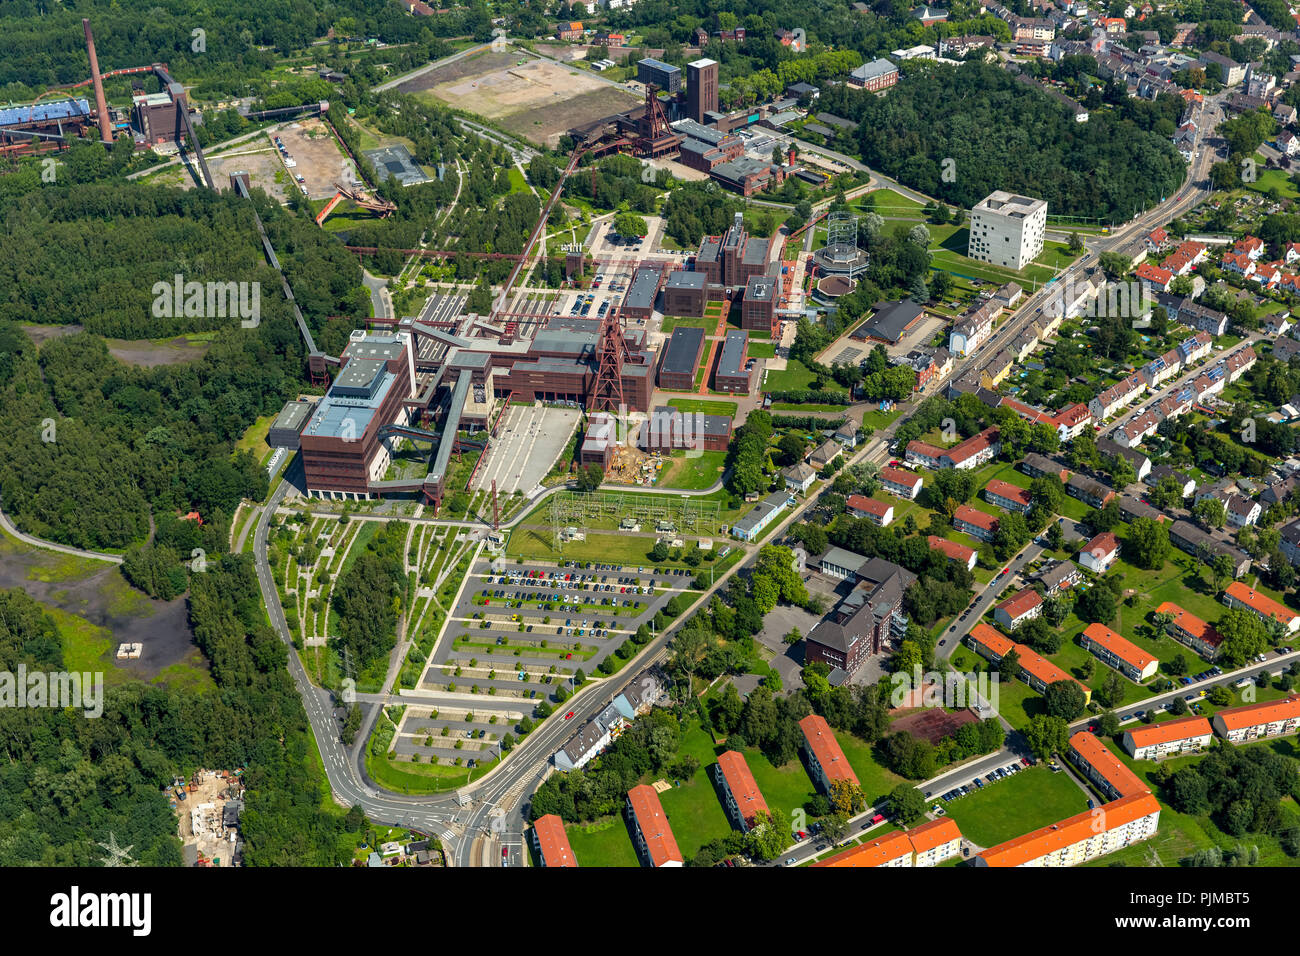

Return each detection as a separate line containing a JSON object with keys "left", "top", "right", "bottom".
{"left": 1156, "top": 601, "right": 1222, "bottom": 648}
{"left": 1082, "top": 531, "right": 1119, "bottom": 558}
{"left": 1124, "top": 716, "right": 1212, "bottom": 749}
{"left": 716, "top": 750, "right": 770, "bottom": 827}
{"left": 627, "top": 784, "right": 683, "bottom": 866}
{"left": 927, "top": 535, "right": 976, "bottom": 565}
{"left": 880, "top": 466, "right": 922, "bottom": 489}
{"left": 954, "top": 504, "right": 999, "bottom": 532}
{"left": 1069, "top": 732, "right": 1146, "bottom": 798}
{"left": 1081, "top": 623, "right": 1157, "bottom": 673}
{"left": 847, "top": 494, "right": 892, "bottom": 518}
{"left": 985, "top": 479, "right": 1033, "bottom": 508}
{"left": 1224, "top": 581, "right": 1300, "bottom": 626}
{"left": 812, "top": 829, "right": 912, "bottom": 867}
{"left": 1212, "top": 695, "right": 1300, "bottom": 732}
{"left": 996, "top": 589, "right": 1042, "bottom": 619}
{"left": 969, "top": 621, "right": 1016, "bottom": 658}
{"left": 906, "top": 817, "right": 962, "bottom": 855}
{"left": 532, "top": 814, "right": 578, "bottom": 867}
{"left": 977, "top": 793, "right": 1160, "bottom": 866}
{"left": 799, "top": 714, "right": 859, "bottom": 787}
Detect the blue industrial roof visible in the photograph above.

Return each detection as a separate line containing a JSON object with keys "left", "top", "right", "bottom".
{"left": 0, "top": 98, "right": 91, "bottom": 127}
{"left": 718, "top": 329, "right": 748, "bottom": 377}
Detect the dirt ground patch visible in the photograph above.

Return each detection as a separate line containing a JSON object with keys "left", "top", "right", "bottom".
{"left": 276, "top": 117, "right": 358, "bottom": 200}
{"left": 23, "top": 323, "right": 211, "bottom": 367}
{"left": 890, "top": 705, "right": 978, "bottom": 745}
{"left": 403, "top": 50, "right": 638, "bottom": 147}
{"left": 0, "top": 534, "right": 208, "bottom": 684}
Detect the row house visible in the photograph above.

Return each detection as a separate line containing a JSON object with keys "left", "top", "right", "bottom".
{"left": 1067, "top": 474, "right": 1117, "bottom": 510}
{"left": 1035, "top": 558, "right": 1081, "bottom": 595}
{"left": 954, "top": 504, "right": 999, "bottom": 542}
{"left": 1225, "top": 494, "right": 1262, "bottom": 528}
{"left": 984, "top": 478, "right": 1034, "bottom": 514}
{"left": 1080, "top": 622, "right": 1159, "bottom": 682}
{"left": 1122, "top": 716, "right": 1214, "bottom": 761}
{"left": 1222, "top": 581, "right": 1300, "bottom": 634}
{"left": 1280, "top": 518, "right": 1300, "bottom": 566}
{"left": 1097, "top": 438, "right": 1150, "bottom": 481}
{"left": 799, "top": 714, "right": 859, "bottom": 793}
{"left": 1145, "top": 464, "right": 1196, "bottom": 498}
{"left": 1115, "top": 408, "right": 1160, "bottom": 448}
{"left": 1157, "top": 601, "right": 1223, "bottom": 659}
{"left": 1220, "top": 250, "right": 1255, "bottom": 279}
{"left": 816, "top": 818, "right": 963, "bottom": 867}
{"left": 948, "top": 300, "right": 999, "bottom": 356}
{"left": 1211, "top": 695, "right": 1300, "bottom": 743}
{"left": 1224, "top": 346, "right": 1257, "bottom": 383}
{"left": 1138, "top": 343, "right": 1183, "bottom": 387}
{"left": 967, "top": 622, "right": 1016, "bottom": 663}
{"left": 1156, "top": 294, "right": 1228, "bottom": 336}
{"left": 1089, "top": 372, "right": 1146, "bottom": 421}
{"left": 1168, "top": 520, "right": 1251, "bottom": 578}
{"left": 1015, "top": 644, "right": 1091, "bottom": 701}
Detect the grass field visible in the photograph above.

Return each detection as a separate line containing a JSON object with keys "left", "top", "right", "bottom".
{"left": 564, "top": 815, "right": 643, "bottom": 867}
{"left": 667, "top": 398, "right": 738, "bottom": 417}
{"left": 763, "top": 358, "right": 819, "bottom": 392}
{"left": 662, "top": 315, "right": 715, "bottom": 332}
{"left": 506, "top": 529, "right": 745, "bottom": 574}
{"left": 655, "top": 450, "right": 727, "bottom": 490}
{"left": 234, "top": 412, "right": 275, "bottom": 465}
{"left": 942, "top": 765, "right": 1090, "bottom": 848}
{"left": 747, "top": 341, "right": 777, "bottom": 359}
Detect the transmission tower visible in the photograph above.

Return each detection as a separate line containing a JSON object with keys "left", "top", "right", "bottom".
{"left": 96, "top": 832, "right": 136, "bottom": 867}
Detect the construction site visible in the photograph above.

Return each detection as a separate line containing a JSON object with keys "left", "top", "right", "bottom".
{"left": 169, "top": 769, "right": 246, "bottom": 867}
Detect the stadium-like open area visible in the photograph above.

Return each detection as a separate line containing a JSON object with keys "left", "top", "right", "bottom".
{"left": 399, "top": 50, "right": 639, "bottom": 148}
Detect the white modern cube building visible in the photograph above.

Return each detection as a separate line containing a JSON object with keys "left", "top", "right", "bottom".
{"left": 968, "top": 191, "right": 1047, "bottom": 270}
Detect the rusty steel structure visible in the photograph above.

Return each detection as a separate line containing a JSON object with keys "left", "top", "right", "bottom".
{"left": 82, "top": 19, "right": 113, "bottom": 144}
{"left": 590, "top": 309, "right": 630, "bottom": 412}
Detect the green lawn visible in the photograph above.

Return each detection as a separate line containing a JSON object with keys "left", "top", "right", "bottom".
{"left": 655, "top": 725, "right": 738, "bottom": 859}
{"left": 833, "top": 729, "right": 908, "bottom": 805}
{"left": 667, "top": 398, "right": 738, "bottom": 417}
{"left": 655, "top": 450, "right": 727, "bottom": 490}
{"left": 763, "top": 358, "right": 820, "bottom": 392}
{"left": 662, "top": 315, "right": 715, "bottom": 332}
{"left": 565, "top": 815, "right": 643, "bottom": 867}
{"left": 942, "top": 765, "right": 1090, "bottom": 848}
{"left": 747, "top": 341, "right": 777, "bottom": 359}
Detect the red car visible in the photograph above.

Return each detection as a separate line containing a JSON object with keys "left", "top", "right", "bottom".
{"left": 566, "top": 653, "right": 573, "bottom": 659}
{"left": 564, "top": 711, "right": 574, "bottom": 720}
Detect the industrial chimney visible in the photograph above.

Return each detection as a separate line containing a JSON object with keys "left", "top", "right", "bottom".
{"left": 83, "top": 19, "right": 113, "bottom": 144}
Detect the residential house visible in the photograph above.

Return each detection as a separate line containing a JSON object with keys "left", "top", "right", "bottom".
{"left": 1079, "top": 531, "right": 1120, "bottom": 573}
{"left": 995, "top": 589, "right": 1044, "bottom": 630}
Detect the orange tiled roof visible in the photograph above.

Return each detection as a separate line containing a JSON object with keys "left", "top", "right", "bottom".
{"left": 532, "top": 814, "right": 578, "bottom": 867}
{"left": 1081, "top": 623, "right": 1157, "bottom": 673}
{"left": 1069, "top": 731, "right": 1146, "bottom": 798}
{"left": 627, "top": 784, "right": 683, "bottom": 866}
{"left": 907, "top": 817, "right": 962, "bottom": 854}
{"left": 1212, "top": 695, "right": 1300, "bottom": 732}
{"left": 812, "top": 829, "right": 912, "bottom": 867}
{"left": 1225, "top": 581, "right": 1300, "bottom": 626}
{"left": 977, "top": 793, "right": 1160, "bottom": 866}
{"left": 716, "top": 750, "right": 770, "bottom": 826}
{"left": 1124, "top": 716, "right": 1212, "bottom": 749}
{"left": 799, "top": 714, "right": 859, "bottom": 787}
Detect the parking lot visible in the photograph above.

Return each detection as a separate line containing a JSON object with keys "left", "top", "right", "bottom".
{"left": 417, "top": 557, "right": 700, "bottom": 710}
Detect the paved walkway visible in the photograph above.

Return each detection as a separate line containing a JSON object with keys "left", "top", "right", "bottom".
{"left": 0, "top": 505, "right": 123, "bottom": 565}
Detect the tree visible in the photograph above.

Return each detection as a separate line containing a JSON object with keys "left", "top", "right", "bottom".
{"left": 889, "top": 785, "right": 927, "bottom": 827}
{"left": 575, "top": 462, "right": 604, "bottom": 492}
{"left": 1125, "top": 517, "right": 1170, "bottom": 570}
{"left": 612, "top": 211, "right": 647, "bottom": 238}
{"left": 1024, "top": 714, "right": 1070, "bottom": 759}
{"left": 1044, "top": 679, "right": 1088, "bottom": 720}
{"left": 1096, "top": 710, "right": 1121, "bottom": 737}
{"left": 1068, "top": 231, "right": 1084, "bottom": 254}
{"left": 829, "top": 778, "right": 866, "bottom": 817}
{"left": 820, "top": 813, "right": 849, "bottom": 844}
{"left": 1193, "top": 497, "right": 1227, "bottom": 531}
{"left": 1097, "top": 669, "right": 1127, "bottom": 709}
{"left": 1076, "top": 585, "right": 1117, "bottom": 625}
{"left": 1216, "top": 607, "right": 1270, "bottom": 667}
{"left": 998, "top": 648, "right": 1021, "bottom": 683}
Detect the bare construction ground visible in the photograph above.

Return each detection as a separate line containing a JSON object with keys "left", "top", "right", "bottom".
{"left": 400, "top": 50, "right": 638, "bottom": 148}
{"left": 275, "top": 117, "right": 357, "bottom": 200}
{"left": 472, "top": 404, "right": 580, "bottom": 495}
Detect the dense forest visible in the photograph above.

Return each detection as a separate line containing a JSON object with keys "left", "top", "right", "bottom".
{"left": 331, "top": 521, "right": 407, "bottom": 669}
{"left": 817, "top": 61, "right": 1186, "bottom": 221}
{"left": 0, "top": 560, "right": 358, "bottom": 865}
{"left": 0, "top": 0, "right": 493, "bottom": 100}
{"left": 0, "top": 180, "right": 365, "bottom": 550}
{"left": 0, "top": 181, "right": 368, "bottom": 340}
